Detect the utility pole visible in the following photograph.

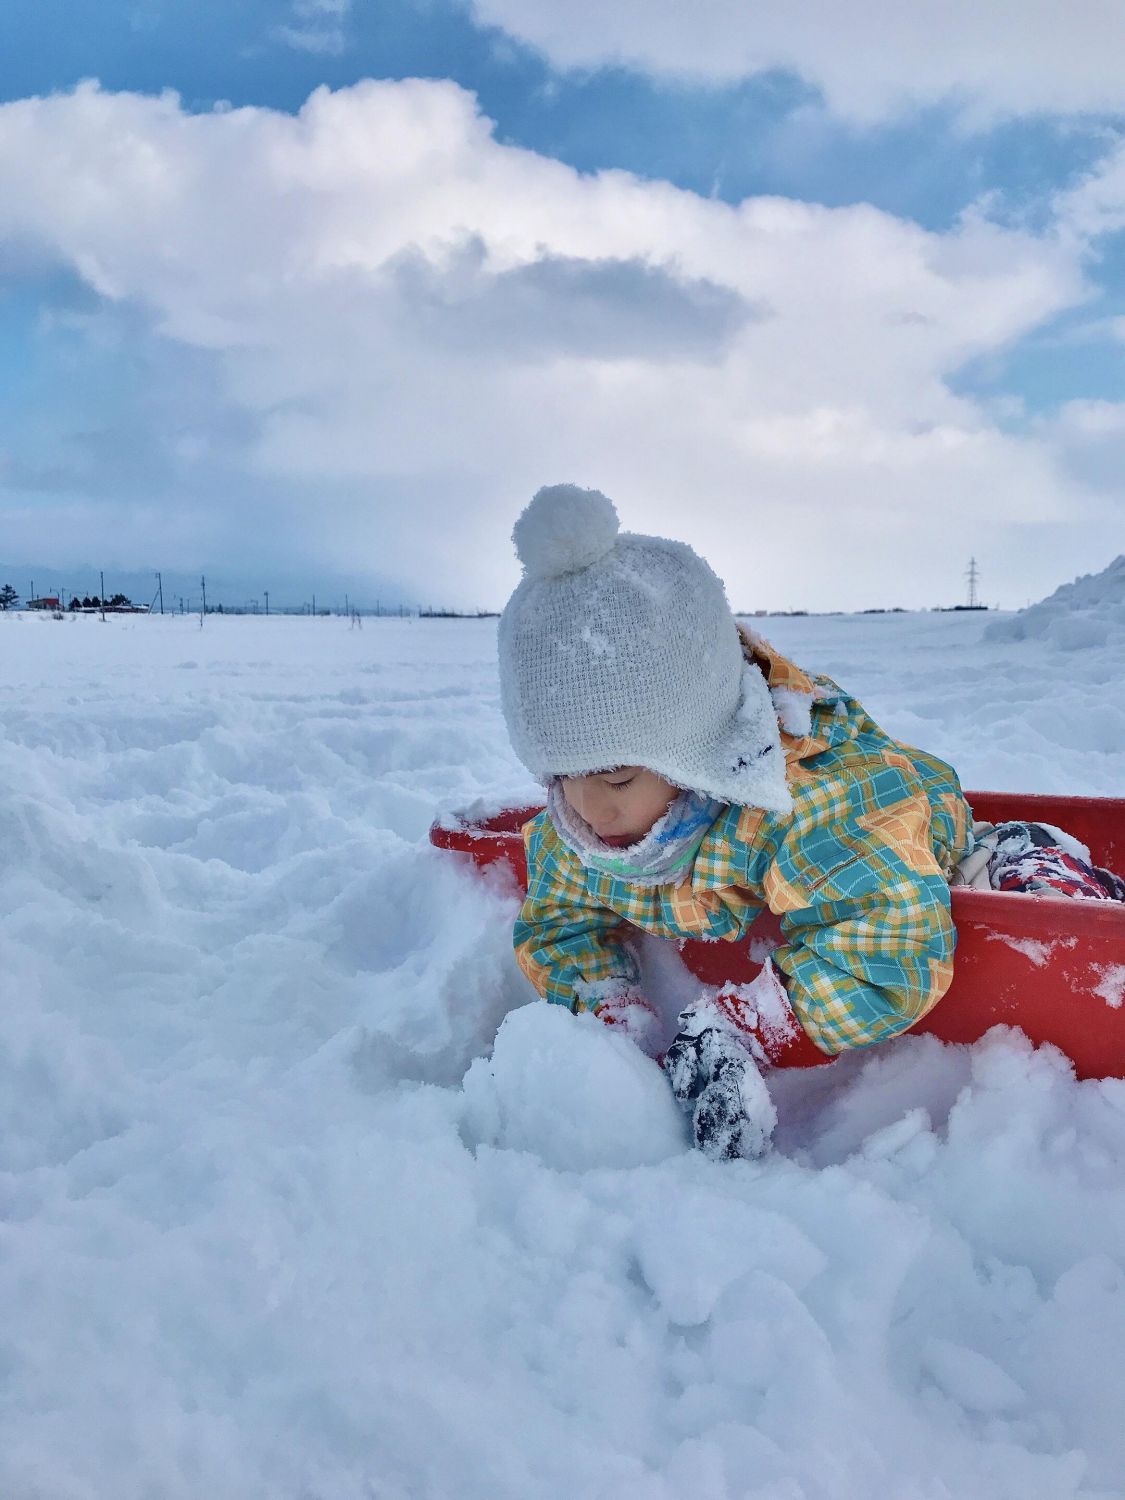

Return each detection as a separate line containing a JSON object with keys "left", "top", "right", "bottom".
{"left": 100, "top": 570, "right": 106, "bottom": 623}
{"left": 264, "top": 589, "right": 269, "bottom": 617}
{"left": 312, "top": 592, "right": 316, "bottom": 618}
{"left": 966, "top": 557, "right": 980, "bottom": 609}
{"left": 156, "top": 572, "right": 164, "bottom": 615}
{"left": 201, "top": 575, "right": 207, "bottom": 621}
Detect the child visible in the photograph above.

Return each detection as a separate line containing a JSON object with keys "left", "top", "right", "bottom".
{"left": 497, "top": 484, "right": 975, "bottom": 1159}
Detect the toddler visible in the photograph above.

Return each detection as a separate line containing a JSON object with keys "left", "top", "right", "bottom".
{"left": 497, "top": 484, "right": 974, "bottom": 1158}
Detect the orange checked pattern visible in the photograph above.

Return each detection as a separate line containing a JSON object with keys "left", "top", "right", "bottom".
{"left": 514, "top": 635, "right": 973, "bottom": 1055}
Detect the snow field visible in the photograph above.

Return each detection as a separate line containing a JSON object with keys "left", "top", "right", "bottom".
{"left": 1, "top": 606, "right": 1124, "bottom": 1498}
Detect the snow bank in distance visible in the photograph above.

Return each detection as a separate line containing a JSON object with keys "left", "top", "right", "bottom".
{"left": 986, "top": 553, "right": 1125, "bottom": 649}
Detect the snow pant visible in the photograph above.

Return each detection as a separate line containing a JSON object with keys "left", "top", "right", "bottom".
{"left": 953, "top": 821, "right": 1125, "bottom": 902}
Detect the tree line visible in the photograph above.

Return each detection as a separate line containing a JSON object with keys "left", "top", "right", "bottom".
{"left": 0, "top": 585, "right": 135, "bottom": 611}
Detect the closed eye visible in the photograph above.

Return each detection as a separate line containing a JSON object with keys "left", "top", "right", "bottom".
{"left": 608, "top": 778, "right": 635, "bottom": 791}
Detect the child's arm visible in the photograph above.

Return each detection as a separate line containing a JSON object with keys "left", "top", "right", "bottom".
{"left": 765, "top": 783, "right": 957, "bottom": 1054}
{"left": 513, "top": 813, "right": 640, "bottom": 1013}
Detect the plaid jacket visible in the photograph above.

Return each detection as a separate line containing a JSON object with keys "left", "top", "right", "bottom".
{"left": 513, "top": 632, "right": 973, "bottom": 1055}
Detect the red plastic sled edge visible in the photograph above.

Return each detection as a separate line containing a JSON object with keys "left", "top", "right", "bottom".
{"left": 431, "top": 793, "right": 1125, "bottom": 1080}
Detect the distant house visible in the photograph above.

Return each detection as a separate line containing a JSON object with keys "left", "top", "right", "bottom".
{"left": 27, "top": 596, "right": 61, "bottom": 611}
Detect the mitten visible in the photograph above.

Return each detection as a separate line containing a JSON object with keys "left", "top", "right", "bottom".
{"left": 592, "top": 989, "right": 662, "bottom": 1059}
{"left": 663, "top": 961, "right": 797, "bottom": 1159}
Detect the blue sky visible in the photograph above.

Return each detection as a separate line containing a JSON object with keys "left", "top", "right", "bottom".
{"left": 1, "top": 1, "right": 1123, "bottom": 609}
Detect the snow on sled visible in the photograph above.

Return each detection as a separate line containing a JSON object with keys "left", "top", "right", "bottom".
{"left": 431, "top": 792, "right": 1125, "bottom": 1081}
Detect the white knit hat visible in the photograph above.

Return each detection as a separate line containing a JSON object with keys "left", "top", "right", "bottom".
{"left": 498, "top": 485, "right": 792, "bottom": 813}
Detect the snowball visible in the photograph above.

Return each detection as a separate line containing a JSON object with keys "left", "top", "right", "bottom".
{"left": 511, "top": 484, "right": 620, "bottom": 579}
{"left": 461, "top": 1002, "right": 685, "bottom": 1170}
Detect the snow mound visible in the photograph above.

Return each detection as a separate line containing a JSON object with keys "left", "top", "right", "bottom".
{"left": 4, "top": 611, "right": 1125, "bottom": 1496}
{"left": 461, "top": 1002, "right": 685, "bottom": 1169}
{"left": 986, "top": 553, "right": 1125, "bottom": 650}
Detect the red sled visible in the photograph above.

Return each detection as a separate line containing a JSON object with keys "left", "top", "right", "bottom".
{"left": 431, "top": 792, "right": 1125, "bottom": 1081}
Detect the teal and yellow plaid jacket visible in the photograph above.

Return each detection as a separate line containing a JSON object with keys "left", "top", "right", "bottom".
{"left": 513, "top": 633, "right": 973, "bottom": 1055}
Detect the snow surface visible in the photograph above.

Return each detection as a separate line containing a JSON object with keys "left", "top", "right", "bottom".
{"left": 2, "top": 606, "right": 1125, "bottom": 1499}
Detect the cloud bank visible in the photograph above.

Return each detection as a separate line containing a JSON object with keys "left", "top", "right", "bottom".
{"left": 469, "top": 0, "right": 1125, "bottom": 125}
{"left": 0, "top": 78, "right": 1121, "bottom": 609}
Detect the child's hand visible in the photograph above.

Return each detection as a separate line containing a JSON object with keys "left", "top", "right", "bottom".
{"left": 593, "top": 990, "right": 662, "bottom": 1059}
{"left": 663, "top": 1010, "right": 776, "bottom": 1160}
{"left": 665, "top": 1021, "right": 776, "bottom": 1160}
{"left": 663, "top": 963, "right": 793, "bottom": 1159}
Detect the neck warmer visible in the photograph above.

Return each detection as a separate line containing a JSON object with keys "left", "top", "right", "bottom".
{"left": 546, "top": 779, "right": 725, "bottom": 887}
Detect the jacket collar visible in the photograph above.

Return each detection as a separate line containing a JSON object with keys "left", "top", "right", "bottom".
{"left": 737, "top": 626, "right": 853, "bottom": 764}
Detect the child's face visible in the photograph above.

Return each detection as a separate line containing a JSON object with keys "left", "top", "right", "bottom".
{"left": 560, "top": 767, "right": 679, "bottom": 847}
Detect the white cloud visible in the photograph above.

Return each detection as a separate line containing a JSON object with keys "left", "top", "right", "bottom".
{"left": 276, "top": 0, "right": 352, "bottom": 56}
{"left": 1036, "top": 398, "right": 1125, "bottom": 498}
{"left": 1055, "top": 399, "right": 1125, "bottom": 436}
{"left": 276, "top": 26, "right": 347, "bottom": 57}
{"left": 469, "top": 0, "right": 1125, "bottom": 125}
{"left": 0, "top": 79, "right": 1117, "bottom": 610}
{"left": 1056, "top": 132, "right": 1125, "bottom": 239}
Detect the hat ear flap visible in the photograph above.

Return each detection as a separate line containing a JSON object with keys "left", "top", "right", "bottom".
{"left": 721, "top": 662, "right": 792, "bottom": 814}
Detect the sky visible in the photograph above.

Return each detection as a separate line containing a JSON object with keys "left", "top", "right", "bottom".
{"left": 1, "top": 1, "right": 1123, "bottom": 612}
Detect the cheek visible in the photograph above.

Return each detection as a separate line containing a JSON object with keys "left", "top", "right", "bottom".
{"left": 630, "top": 783, "right": 676, "bottom": 831}
{"left": 651, "top": 783, "right": 679, "bottom": 824}
{"left": 562, "top": 781, "right": 592, "bottom": 821}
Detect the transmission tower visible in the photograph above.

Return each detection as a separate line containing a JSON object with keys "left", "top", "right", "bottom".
{"left": 965, "top": 556, "right": 980, "bottom": 609}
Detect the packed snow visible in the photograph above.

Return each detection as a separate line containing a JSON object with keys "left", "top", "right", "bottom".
{"left": 986, "top": 552, "right": 1125, "bottom": 652}
{"left": 2, "top": 603, "right": 1124, "bottom": 1499}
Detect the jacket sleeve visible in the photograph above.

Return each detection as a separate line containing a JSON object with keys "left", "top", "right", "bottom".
{"left": 765, "top": 782, "right": 957, "bottom": 1055}
{"left": 513, "top": 816, "right": 639, "bottom": 1012}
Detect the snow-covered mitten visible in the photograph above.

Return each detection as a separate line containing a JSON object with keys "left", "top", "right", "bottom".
{"left": 592, "top": 990, "right": 662, "bottom": 1059}
{"left": 663, "top": 961, "right": 797, "bottom": 1159}
{"left": 691, "top": 1049, "right": 777, "bottom": 1160}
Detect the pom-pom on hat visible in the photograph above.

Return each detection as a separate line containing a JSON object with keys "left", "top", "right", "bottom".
{"left": 498, "top": 485, "right": 791, "bottom": 813}
{"left": 511, "top": 483, "right": 619, "bottom": 579}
